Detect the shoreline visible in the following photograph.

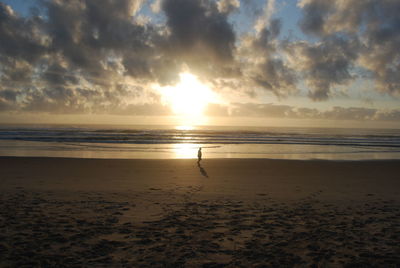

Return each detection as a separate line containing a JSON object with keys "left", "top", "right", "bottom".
{"left": 2, "top": 134, "right": 400, "bottom": 161}
{"left": 3, "top": 154, "right": 400, "bottom": 161}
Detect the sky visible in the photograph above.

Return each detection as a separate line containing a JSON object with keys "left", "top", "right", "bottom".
{"left": 0, "top": 0, "right": 399, "bottom": 128}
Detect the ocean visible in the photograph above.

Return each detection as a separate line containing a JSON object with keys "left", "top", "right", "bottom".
{"left": 1, "top": 124, "right": 400, "bottom": 160}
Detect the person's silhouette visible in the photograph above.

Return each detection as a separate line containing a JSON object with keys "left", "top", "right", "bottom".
{"left": 197, "top": 147, "right": 202, "bottom": 163}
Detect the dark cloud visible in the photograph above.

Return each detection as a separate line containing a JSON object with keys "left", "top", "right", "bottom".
{"left": 252, "top": 57, "right": 297, "bottom": 97}
{"left": 298, "top": 0, "right": 334, "bottom": 37}
{"left": 0, "top": 2, "right": 46, "bottom": 105}
{"left": 239, "top": 19, "right": 297, "bottom": 98}
{"left": 0, "top": 3, "right": 46, "bottom": 61}
{"left": 42, "top": 0, "right": 153, "bottom": 80}
{"left": 0, "top": 0, "right": 242, "bottom": 114}
{"left": 0, "top": 0, "right": 169, "bottom": 114}
{"left": 43, "top": 60, "right": 79, "bottom": 86}
{"left": 286, "top": 36, "right": 359, "bottom": 101}
{"left": 162, "top": 0, "right": 236, "bottom": 64}
{"left": 298, "top": 0, "right": 400, "bottom": 96}
{"left": 0, "top": 57, "right": 35, "bottom": 85}
{"left": 20, "top": 87, "right": 82, "bottom": 114}
{"left": 253, "top": 19, "right": 281, "bottom": 50}
{"left": 0, "top": 89, "right": 18, "bottom": 102}
{"left": 0, "top": 0, "right": 399, "bottom": 118}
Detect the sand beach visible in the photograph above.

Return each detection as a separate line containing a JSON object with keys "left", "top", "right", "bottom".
{"left": 1, "top": 157, "right": 399, "bottom": 267}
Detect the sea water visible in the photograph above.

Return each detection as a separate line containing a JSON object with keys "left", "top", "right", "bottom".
{"left": 0, "top": 124, "right": 400, "bottom": 160}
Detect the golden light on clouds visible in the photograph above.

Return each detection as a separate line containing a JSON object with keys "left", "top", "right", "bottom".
{"left": 2, "top": 1, "right": 400, "bottom": 128}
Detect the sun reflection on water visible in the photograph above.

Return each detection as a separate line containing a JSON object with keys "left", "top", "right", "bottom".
{"left": 175, "top": 125, "right": 195, "bottom": 131}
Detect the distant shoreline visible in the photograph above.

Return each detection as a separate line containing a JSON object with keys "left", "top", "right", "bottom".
{"left": 2, "top": 155, "right": 400, "bottom": 162}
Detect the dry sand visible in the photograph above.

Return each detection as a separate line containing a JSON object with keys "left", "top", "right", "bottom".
{"left": 0, "top": 157, "right": 399, "bottom": 267}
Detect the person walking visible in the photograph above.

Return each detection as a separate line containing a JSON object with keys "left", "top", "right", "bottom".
{"left": 197, "top": 147, "right": 202, "bottom": 163}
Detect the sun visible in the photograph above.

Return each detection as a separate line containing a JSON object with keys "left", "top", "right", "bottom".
{"left": 157, "top": 73, "right": 216, "bottom": 117}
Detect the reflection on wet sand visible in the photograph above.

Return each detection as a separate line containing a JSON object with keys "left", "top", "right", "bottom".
{"left": 172, "top": 143, "right": 197, "bottom": 159}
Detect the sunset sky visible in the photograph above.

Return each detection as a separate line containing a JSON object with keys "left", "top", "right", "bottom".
{"left": 0, "top": 0, "right": 399, "bottom": 128}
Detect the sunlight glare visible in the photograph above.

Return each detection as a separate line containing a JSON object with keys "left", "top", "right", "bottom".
{"left": 172, "top": 143, "right": 198, "bottom": 159}
{"left": 175, "top": 125, "right": 195, "bottom": 131}
{"left": 158, "top": 73, "right": 216, "bottom": 118}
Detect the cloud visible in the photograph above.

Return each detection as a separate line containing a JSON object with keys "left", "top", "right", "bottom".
{"left": 0, "top": 0, "right": 245, "bottom": 115}
{"left": 0, "top": 3, "right": 46, "bottom": 61}
{"left": 1, "top": 0, "right": 400, "bottom": 117}
{"left": 375, "top": 110, "right": 400, "bottom": 121}
{"left": 217, "top": 0, "right": 240, "bottom": 14}
{"left": 254, "top": 0, "right": 276, "bottom": 33}
{"left": 298, "top": 0, "right": 400, "bottom": 96}
{"left": 0, "top": 0, "right": 172, "bottom": 114}
{"left": 322, "top": 106, "right": 376, "bottom": 121}
{"left": 204, "top": 103, "right": 230, "bottom": 117}
{"left": 297, "top": 0, "right": 334, "bottom": 37}
{"left": 151, "top": 0, "right": 162, "bottom": 13}
{"left": 285, "top": 36, "right": 359, "bottom": 100}
{"left": 238, "top": 18, "right": 297, "bottom": 98}
{"left": 205, "top": 102, "right": 400, "bottom": 122}
{"left": 230, "top": 102, "right": 295, "bottom": 117}
{"left": 115, "top": 103, "right": 172, "bottom": 116}
{"left": 43, "top": 0, "right": 153, "bottom": 79}
{"left": 162, "top": 0, "right": 236, "bottom": 64}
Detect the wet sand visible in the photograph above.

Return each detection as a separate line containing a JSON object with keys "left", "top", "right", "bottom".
{"left": 1, "top": 157, "right": 399, "bottom": 267}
